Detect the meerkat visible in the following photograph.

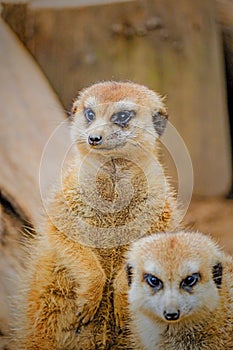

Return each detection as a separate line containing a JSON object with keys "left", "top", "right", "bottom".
{"left": 127, "top": 231, "right": 233, "bottom": 350}
{"left": 12, "top": 81, "right": 181, "bottom": 350}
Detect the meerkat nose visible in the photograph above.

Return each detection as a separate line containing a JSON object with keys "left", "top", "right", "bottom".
{"left": 88, "top": 134, "right": 103, "bottom": 146}
{"left": 163, "top": 309, "right": 180, "bottom": 321}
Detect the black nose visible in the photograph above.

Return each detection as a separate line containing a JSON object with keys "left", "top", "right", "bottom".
{"left": 88, "top": 134, "right": 103, "bottom": 146}
{"left": 163, "top": 310, "right": 180, "bottom": 321}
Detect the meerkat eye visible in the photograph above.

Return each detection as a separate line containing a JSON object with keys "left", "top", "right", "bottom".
{"left": 144, "top": 273, "right": 163, "bottom": 291}
{"left": 181, "top": 273, "right": 201, "bottom": 291}
{"left": 111, "top": 110, "right": 135, "bottom": 127}
{"left": 84, "top": 108, "right": 95, "bottom": 123}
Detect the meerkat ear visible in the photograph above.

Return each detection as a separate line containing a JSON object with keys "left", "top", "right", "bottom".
{"left": 126, "top": 264, "right": 133, "bottom": 286}
{"left": 152, "top": 111, "right": 168, "bottom": 136}
{"left": 67, "top": 111, "right": 73, "bottom": 118}
{"left": 212, "top": 262, "right": 223, "bottom": 288}
{"left": 68, "top": 104, "right": 78, "bottom": 119}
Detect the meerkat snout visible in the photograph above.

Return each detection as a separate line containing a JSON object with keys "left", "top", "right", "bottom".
{"left": 88, "top": 134, "right": 103, "bottom": 146}
{"left": 70, "top": 81, "right": 168, "bottom": 155}
{"left": 163, "top": 309, "right": 180, "bottom": 321}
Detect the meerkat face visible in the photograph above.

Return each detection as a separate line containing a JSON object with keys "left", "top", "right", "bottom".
{"left": 127, "top": 232, "right": 223, "bottom": 324}
{"left": 70, "top": 81, "right": 168, "bottom": 157}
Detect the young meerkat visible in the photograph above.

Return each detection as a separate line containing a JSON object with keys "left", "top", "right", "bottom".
{"left": 127, "top": 231, "right": 233, "bottom": 350}
{"left": 13, "top": 81, "right": 181, "bottom": 350}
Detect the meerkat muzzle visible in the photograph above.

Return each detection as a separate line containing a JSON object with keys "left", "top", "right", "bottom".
{"left": 88, "top": 134, "right": 103, "bottom": 146}
{"left": 163, "top": 309, "right": 180, "bottom": 321}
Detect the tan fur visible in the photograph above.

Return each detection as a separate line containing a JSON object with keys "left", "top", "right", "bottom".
{"left": 127, "top": 231, "right": 233, "bottom": 350}
{"left": 12, "top": 81, "right": 181, "bottom": 349}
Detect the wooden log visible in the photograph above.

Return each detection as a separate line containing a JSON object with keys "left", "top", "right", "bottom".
{"left": 1, "top": 0, "right": 133, "bottom": 7}
{"left": 0, "top": 197, "right": 30, "bottom": 349}
{"left": 2, "top": 0, "right": 231, "bottom": 196}
{"left": 216, "top": 0, "right": 233, "bottom": 28}
{"left": 0, "top": 18, "right": 69, "bottom": 348}
{"left": 0, "top": 17, "right": 69, "bottom": 225}
{"left": 216, "top": 0, "right": 233, "bottom": 196}
{"left": 30, "top": 0, "right": 133, "bottom": 8}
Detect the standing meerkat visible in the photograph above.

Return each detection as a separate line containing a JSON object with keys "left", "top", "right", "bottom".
{"left": 13, "top": 81, "right": 181, "bottom": 349}
{"left": 127, "top": 231, "right": 233, "bottom": 350}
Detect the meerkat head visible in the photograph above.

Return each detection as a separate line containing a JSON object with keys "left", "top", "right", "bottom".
{"left": 70, "top": 81, "right": 168, "bottom": 157}
{"left": 127, "top": 231, "right": 223, "bottom": 325}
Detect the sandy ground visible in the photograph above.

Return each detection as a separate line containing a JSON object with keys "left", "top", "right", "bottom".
{"left": 184, "top": 196, "right": 233, "bottom": 255}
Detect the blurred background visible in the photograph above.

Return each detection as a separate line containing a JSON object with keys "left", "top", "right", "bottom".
{"left": 0, "top": 0, "right": 233, "bottom": 348}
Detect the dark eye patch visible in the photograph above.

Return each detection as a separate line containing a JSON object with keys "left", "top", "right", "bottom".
{"left": 212, "top": 263, "right": 222, "bottom": 288}
{"left": 126, "top": 264, "right": 133, "bottom": 286}
{"left": 144, "top": 273, "right": 163, "bottom": 292}
{"left": 180, "top": 273, "right": 201, "bottom": 292}
{"left": 111, "top": 110, "right": 136, "bottom": 127}
{"left": 84, "top": 108, "right": 95, "bottom": 124}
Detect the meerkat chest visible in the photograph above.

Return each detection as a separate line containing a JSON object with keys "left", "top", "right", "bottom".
{"left": 80, "top": 157, "right": 149, "bottom": 215}
{"left": 158, "top": 323, "right": 223, "bottom": 350}
{"left": 133, "top": 314, "right": 163, "bottom": 349}
{"left": 54, "top": 158, "right": 162, "bottom": 246}
{"left": 132, "top": 314, "right": 220, "bottom": 350}
{"left": 49, "top": 156, "right": 173, "bottom": 249}
{"left": 94, "top": 246, "right": 125, "bottom": 277}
